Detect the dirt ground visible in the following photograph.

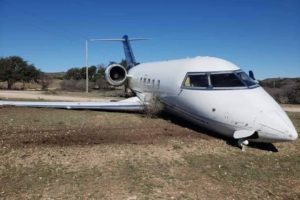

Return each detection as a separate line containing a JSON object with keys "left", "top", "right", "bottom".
{"left": 0, "top": 106, "right": 299, "bottom": 200}
{"left": 281, "top": 104, "right": 300, "bottom": 113}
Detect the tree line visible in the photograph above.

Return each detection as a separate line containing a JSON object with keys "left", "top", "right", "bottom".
{"left": 64, "top": 60, "right": 127, "bottom": 81}
{"left": 62, "top": 60, "right": 127, "bottom": 91}
{"left": 64, "top": 65, "right": 105, "bottom": 81}
{"left": 0, "top": 55, "right": 127, "bottom": 91}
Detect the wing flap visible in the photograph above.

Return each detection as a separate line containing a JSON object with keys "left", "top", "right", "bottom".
{"left": 0, "top": 97, "right": 144, "bottom": 111}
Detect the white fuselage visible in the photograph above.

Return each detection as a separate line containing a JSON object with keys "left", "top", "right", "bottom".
{"left": 128, "top": 56, "right": 298, "bottom": 143}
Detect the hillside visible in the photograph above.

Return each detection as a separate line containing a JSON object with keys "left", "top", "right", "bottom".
{"left": 260, "top": 78, "right": 300, "bottom": 104}
{"left": 45, "top": 72, "right": 66, "bottom": 79}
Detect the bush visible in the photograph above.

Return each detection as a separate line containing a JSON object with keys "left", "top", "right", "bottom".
{"left": 95, "top": 78, "right": 110, "bottom": 90}
{"left": 38, "top": 74, "right": 53, "bottom": 90}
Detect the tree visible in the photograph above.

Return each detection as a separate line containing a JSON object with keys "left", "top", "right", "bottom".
{"left": 0, "top": 56, "right": 40, "bottom": 89}
{"left": 21, "top": 65, "right": 40, "bottom": 83}
{"left": 94, "top": 65, "right": 105, "bottom": 80}
{"left": 88, "top": 65, "right": 97, "bottom": 81}
{"left": 64, "top": 68, "right": 82, "bottom": 80}
{"left": 79, "top": 66, "right": 97, "bottom": 80}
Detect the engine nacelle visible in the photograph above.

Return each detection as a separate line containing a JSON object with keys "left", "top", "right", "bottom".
{"left": 105, "top": 64, "right": 127, "bottom": 86}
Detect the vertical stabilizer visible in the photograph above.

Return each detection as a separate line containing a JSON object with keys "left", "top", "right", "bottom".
{"left": 122, "top": 35, "right": 137, "bottom": 69}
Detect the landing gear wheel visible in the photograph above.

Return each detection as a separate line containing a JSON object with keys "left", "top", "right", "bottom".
{"left": 238, "top": 139, "right": 249, "bottom": 151}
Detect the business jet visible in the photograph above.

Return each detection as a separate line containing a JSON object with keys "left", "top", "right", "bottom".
{"left": 0, "top": 35, "right": 298, "bottom": 150}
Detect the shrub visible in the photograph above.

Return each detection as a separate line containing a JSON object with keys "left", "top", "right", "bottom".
{"left": 60, "top": 80, "right": 95, "bottom": 91}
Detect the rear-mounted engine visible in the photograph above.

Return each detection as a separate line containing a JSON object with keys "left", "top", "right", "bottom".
{"left": 105, "top": 64, "right": 127, "bottom": 86}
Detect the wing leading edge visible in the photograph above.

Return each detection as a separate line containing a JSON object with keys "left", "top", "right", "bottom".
{"left": 0, "top": 97, "right": 144, "bottom": 112}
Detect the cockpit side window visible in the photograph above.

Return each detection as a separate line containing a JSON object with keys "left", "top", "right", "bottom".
{"left": 236, "top": 71, "right": 257, "bottom": 87}
{"left": 183, "top": 74, "right": 209, "bottom": 88}
{"left": 210, "top": 73, "right": 244, "bottom": 87}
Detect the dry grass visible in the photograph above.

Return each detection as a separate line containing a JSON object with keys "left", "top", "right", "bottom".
{"left": 0, "top": 107, "right": 299, "bottom": 199}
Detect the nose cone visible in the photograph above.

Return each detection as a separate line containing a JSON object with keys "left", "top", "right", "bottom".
{"left": 256, "top": 110, "right": 298, "bottom": 142}
{"left": 289, "top": 127, "right": 298, "bottom": 141}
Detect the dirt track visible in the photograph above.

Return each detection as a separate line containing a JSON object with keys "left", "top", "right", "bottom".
{"left": 0, "top": 107, "right": 212, "bottom": 149}
{"left": 281, "top": 104, "right": 300, "bottom": 113}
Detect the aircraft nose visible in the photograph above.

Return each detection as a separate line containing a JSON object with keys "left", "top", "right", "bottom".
{"left": 289, "top": 128, "right": 298, "bottom": 141}
{"left": 256, "top": 110, "right": 298, "bottom": 141}
{"left": 280, "top": 117, "right": 298, "bottom": 141}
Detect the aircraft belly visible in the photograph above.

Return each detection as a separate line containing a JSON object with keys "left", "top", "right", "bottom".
{"left": 161, "top": 98, "right": 234, "bottom": 137}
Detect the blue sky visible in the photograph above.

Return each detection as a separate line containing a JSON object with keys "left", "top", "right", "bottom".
{"left": 0, "top": 0, "right": 299, "bottom": 79}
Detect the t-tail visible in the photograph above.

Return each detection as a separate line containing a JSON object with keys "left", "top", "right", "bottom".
{"left": 92, "top": 35, "right": 148, "bottom": 69}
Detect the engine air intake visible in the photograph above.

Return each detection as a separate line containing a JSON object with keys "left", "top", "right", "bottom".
{"left": 105, "top": 64, "right": 127, "bottom": 86}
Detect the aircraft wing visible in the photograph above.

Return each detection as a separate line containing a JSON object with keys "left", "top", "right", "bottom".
{"left": 0, "top": 97, "right": 144, "bottom": 112}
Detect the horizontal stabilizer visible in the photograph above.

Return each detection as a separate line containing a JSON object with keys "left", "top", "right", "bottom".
{"left": 0, "top": 97, "right": 144, "bottom": 112}
{"left": 90, "top": 38, "right": 149, "bottom": 42}
{"left": 90, "top": 35, "right": 149, "bottom": 69}
{"left": 233, "top": 130, "right": 256, "bottom": 139}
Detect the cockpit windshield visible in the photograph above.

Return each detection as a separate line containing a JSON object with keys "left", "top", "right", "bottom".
{"left": 182, "top": 70, "right": 258, "bottom": 90}
{"left": 210, "top": 73, "right": 244, "bottom": 87}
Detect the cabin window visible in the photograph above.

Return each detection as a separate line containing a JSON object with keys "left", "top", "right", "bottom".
{"left": 152, "top": 79, "right": 155, "bottom": 87}
{"left": 157, "top": 80, "right": 160, "bottom": 88}
{"left": 210, "top": 73, "right": 244, "bottom": 87}
{"left": 148, "top": 78, "right": 151, "bottom": 85}
{"left": 183, "top": 74, "right": 209, "bottom": 88}
{"left": 143, "top": 78, "right": 146, "bottom": 84}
